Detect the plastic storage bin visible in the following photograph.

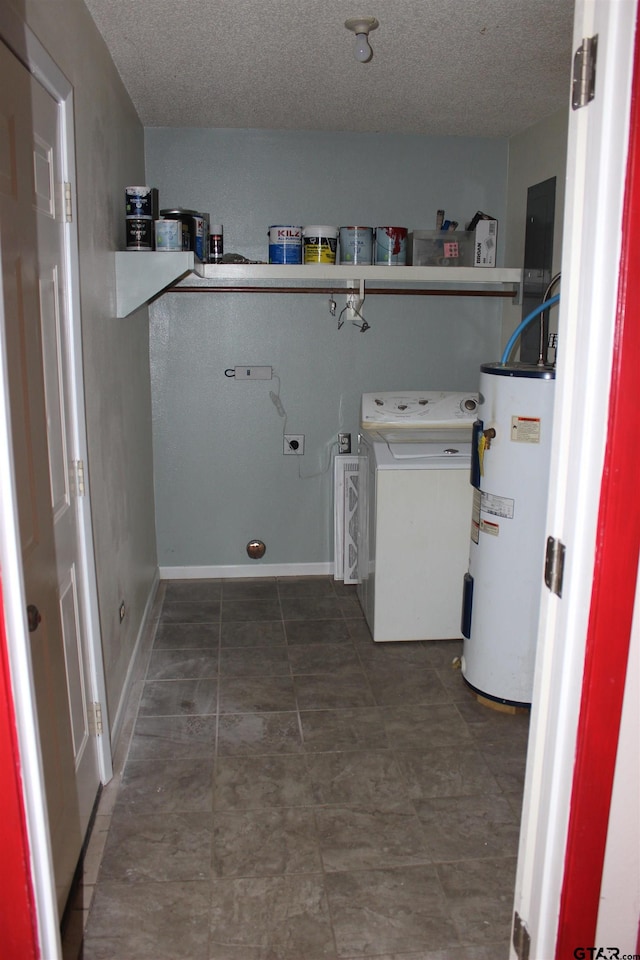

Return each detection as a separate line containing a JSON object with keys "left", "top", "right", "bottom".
{"left": 408, "top": 230, "right": 474, "bottom": 267}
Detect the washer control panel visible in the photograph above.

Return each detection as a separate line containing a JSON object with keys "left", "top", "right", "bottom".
{"left": 361, "top": 391, "right": 479, "bottom": 431}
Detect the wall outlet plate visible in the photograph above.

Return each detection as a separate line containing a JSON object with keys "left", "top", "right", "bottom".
{"left": 284, "top": 435, "right": 304, "bottom": 455}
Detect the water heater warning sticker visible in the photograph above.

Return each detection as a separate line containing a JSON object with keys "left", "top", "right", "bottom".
{"left": 480, "top": 518, "right": 500, "bottom": 536}
{"left": 511, "top": 416, "right": 541, "bottom": 443}
{"left": 481, "top": 491, "right": 515, "bottom": 520}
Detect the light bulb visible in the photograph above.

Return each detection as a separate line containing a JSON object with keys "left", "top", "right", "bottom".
{"left": 354, "top": 32, "right": 372, "bottom": 62}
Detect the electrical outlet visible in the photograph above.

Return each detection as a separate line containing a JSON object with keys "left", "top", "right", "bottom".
{"left": 338, "top": 432, "right": 351, "bottom": 454}
{"left": 284, "top": 434, "right": 304, "bottom": 455}
{"left": 119, "top": 601, "right": 126, "bottom": 623}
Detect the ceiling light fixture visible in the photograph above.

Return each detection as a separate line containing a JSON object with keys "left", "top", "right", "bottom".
{"left": 344, "top": 17, "right": 379, "bottom": 63}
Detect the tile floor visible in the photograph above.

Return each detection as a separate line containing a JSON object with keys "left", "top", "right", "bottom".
{"left": 65, "top": 576, "right": 529, "bottom": 960}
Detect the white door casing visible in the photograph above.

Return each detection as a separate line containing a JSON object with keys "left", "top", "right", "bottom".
{"left": 0, "top": 32, "right": 111, "bottom": 917}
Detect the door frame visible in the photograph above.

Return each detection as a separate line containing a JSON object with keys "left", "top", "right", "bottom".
{"left": 0, "top": 7, "right": 112, "bottom": 954}
{"left": 512, "top": 0, "right": 639, "bottom": 954}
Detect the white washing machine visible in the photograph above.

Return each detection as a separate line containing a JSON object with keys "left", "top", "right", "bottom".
{"left": 357, "top": 391, "right": 478, "bottom": 642}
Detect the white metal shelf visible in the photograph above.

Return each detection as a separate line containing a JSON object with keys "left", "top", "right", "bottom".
{"left": 115, "top": 252, "right": 194, "bottom": 317}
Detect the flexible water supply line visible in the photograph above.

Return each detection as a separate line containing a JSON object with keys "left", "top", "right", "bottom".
{"left": 500, "top": 293, "right": 560, "bottom": 365}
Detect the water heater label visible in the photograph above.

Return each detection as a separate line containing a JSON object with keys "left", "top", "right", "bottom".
{"left": 471, "top": 488, "right": 481, "bottom": 543}
{"left": 481, "top": 491, "right": 515, "bottom": 520}
{"left": 480, "top": 518, "right": 500, "bottom": 536}
{"left": 511, "top": 416, "right": 541, "bottom": 443}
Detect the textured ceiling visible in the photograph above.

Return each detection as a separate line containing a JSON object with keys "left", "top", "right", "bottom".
{"left": 83, "top": 0, "right": 576, "bottom": 138}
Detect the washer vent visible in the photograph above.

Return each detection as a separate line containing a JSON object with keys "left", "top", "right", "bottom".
{"left": 333, "top": 455, "right": 361, "bottom": 583}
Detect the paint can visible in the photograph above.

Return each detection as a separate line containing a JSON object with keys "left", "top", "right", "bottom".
{"left": 160, "top": 208, "right": 199, "bottom": 251}
{"left": 125, "top": 186, "right": 156, "bottom": 219}
{"left": 374, "top": 226, "right": 408, "bottom": 265}
{"left": 126, "top": 218, "right": 153, "bottom": 251}
{"left": 268, "top": 226, "right": 302, "bottom": 264}
{"left": 302, "top": 225, "right": 338, "bottom": 265}
{"left": 339, "top": 226, "right": 373, "bottom": 264}
{"left": 154, "top": 218, "right": 183, "bottom": 252}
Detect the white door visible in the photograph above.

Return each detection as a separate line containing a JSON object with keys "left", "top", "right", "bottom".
{"left": 0, "top": 38, "right": 102, "bottom": 914}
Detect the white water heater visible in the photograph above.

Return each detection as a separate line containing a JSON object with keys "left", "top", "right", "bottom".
{"left": 461, "top": 362, "right": 555, "bottom": 706}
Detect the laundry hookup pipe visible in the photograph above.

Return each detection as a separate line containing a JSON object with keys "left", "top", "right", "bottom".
{"left": 500, "top": 294, "right": 560, "bottom": 365}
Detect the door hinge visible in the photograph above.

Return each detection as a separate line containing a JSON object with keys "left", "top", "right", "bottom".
{"left": 88, "top": 701, "right": 103, "bottom": 737}
{"left": 544, "top": 536, "right": 566, "bottom": 597}
{"left": 513, "top": 911, "right": 531, "bottom": 960}
{"left": 75, "top": 459, "right": 86, "bottom": 497}
{"left": 572, "top": 35, "right": 598, "bottom": 110}
{"left": 64, "top": 181, "right": 73, "bottom": 222}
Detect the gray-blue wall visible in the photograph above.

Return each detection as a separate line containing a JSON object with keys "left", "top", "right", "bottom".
{"left": 145, "top": 128, "right": 508, "bottom": 572}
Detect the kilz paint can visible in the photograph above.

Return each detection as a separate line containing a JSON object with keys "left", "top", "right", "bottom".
{"left": 268, "top": 226, "right": 302, "bottom": 264}
{"left": 154, "top": 218, "right": 183, "bottom": 251}
{"left": 374, "top": 226, "right": 408, "bottom": 265}
{"left": 302, "top": 225, "right": 338, "bottom": 264}
{"left": 339, "top": 226, "right": 373, "bottom": 264}
{"left": 126, "top": 218, "right": 153, "bottom": 251}
{"left": 125, "top": 186, "right": 155, "bottom": 219}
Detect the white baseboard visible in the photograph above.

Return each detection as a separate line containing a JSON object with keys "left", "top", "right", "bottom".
{"left": 108, "top": 567, "right": 160, "bottom": 754}
{"left": 159, "top": 562, "right": 334, "bottom": 580}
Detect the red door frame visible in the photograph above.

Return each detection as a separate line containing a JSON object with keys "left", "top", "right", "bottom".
{"left": 0, "top": 578, "right": 40, "bottom": 958}
{"left": 555, "top": 11, "right": 640, "bottom": 957}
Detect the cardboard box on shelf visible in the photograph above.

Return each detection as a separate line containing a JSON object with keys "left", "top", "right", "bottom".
{"left": 473, "top": 218, "right": 497, "bottom": 267}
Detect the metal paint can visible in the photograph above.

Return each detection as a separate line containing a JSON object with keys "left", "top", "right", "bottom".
{"left": 302, "top": 225, "right": 338, "bottom": 264}
{"left": 160, "top": 208, "right": 198, "bottom": 251}
{"left": 154, "top": 218, "right": 183, "bottom": 251}
{"left": 268, "top": 226, "right": 302, "bottom": 264}
{"left": 339, "top": 226, "right": 373, "bottom": 264}
{"left": 374, "top": 226, "right": 408, "bottom": 265}
{"left": 125, "top": 186, "right": 155, "bottom": 219}
{"left": 125, "top": 217, "right": 153, "bottom": 251}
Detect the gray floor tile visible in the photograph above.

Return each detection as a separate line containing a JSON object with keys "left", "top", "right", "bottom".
{"left": 414, "top": 794, "right": 520, "bottom": 862}
{"left": 284, "top": 618, "right": 352, "bottom": 644}
{"left": 436, "top": 858, "right": 517, "bottom": 945}
{"left": 325, "top": 865, "right": 459, "bottom": 957}
{"left": 277, "top": 576, "right": 336, "bottom": 598}
{"left": 381, "top": 703, "right": 473, "bottom": 751}
{"left": 364, "top": 662, "right": 451, "bottom": 706}
{"left": 83, "top": 880, "right": 210, "bottom": 960}
{"left": 220, "top": 644, "right": 291, "bottom": 677}
{"left": 146, "top": 648, "right": 219, "bottom": 680}
{"left": 217, "top": 711, "right": 303, "bottom": 756}
{"left": 294, "top": 673, "right": 376, "bottom": 709}
{"left": 220, "top": 619, "right": 286, "bottom": 647}
{"left": 163, "top": 579, "right": 222, "bottom": 602}
{"left": 138, "top": 678, "right": 217, "bottom": 716}
{"left": 222, "top": 578, "right": 278, "bottom": 600}
{"left": 154, "top": 621, "right": 219, "bottom": 649}
{"left": 280, "top": 597, "right": 347, "bottom": 620}
{"left": 219, "top": 675, "right": 297, "bottom": 713}
{"left": 396, "top": 746, "right": 502, "bottom": 800}
{"left": 209, "top": 875, "right": 336, "bottom": 959}
{"left": 212, "top": 807, "right": 322, "bottom": 877}
{"left": 221, "top": 598, "right": 282, "bottom": 621}
{"left": 128, "top": 715, "right": 217, "bottom": 760}
{"left": 99, "top": 812, "right": 211, "bottom": 882}
{"left": 300, "top": 706, "right": 388, "bottom": 753}
{"left": 316, "top": 801, "right": 431, "bottom": 871}
{"left": 288, "top": 640, "right": 363, "bottom": 676}
{"left": 306, "top": 750, "right": 408, "bottom": 806}
{"left": 116, "top": 758, "right": 214, "bottom": 814}
{"left": 76, "top": 576, "right": 528, "bottom": 960}
{"left": 161, "top": 600, "right": 221, "bottom": 623}
{"left": 213, "top": 755, "right": 313, "bottom": 809}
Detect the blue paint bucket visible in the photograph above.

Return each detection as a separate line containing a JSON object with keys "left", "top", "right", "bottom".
{"left": 339, "top": 226, "right": 373, "bottom": 264}
{"left": 268, "top": 226, "right": 303, "bottom": 264}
